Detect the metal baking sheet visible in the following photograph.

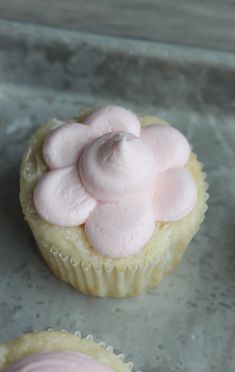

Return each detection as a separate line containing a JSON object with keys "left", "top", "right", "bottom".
{"left": 1, "top": 20, "right": 235, "bottom": 372}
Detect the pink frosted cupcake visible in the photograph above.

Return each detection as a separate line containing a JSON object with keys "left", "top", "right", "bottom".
{"left": 20, "top": 105, "right": 208, "bottom": 297}
{"left": 0, "top": 330, "right": 134, "bottom": 371}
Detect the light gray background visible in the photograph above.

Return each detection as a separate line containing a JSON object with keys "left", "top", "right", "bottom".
{"left": 0, "top": 22, "right": 235, "bottom": 372}
{"left": 0, "top": 0, "right": 235, "bottom": 53}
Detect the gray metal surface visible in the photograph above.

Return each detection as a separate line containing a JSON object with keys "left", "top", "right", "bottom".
{"left": 0, "top": 21, "right": 235, "bottom": 372}
{"left": 1, "top": 0, "right": 235, "bottom": 53}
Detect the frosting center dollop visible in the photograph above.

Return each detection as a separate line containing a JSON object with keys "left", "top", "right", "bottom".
{"left": 79, "top": 131, "right": 156, "bottom": 202}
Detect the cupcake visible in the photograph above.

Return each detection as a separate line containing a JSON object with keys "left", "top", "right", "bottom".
{"left": 0, "top": 330, "right": 134, "bottom": 371}
{"left": 20, "top": 105, "right": 208, "bottom": 297}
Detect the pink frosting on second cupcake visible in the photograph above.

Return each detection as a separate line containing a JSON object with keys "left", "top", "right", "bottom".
{"left": 3, "top": 351, "right": 113, "bottom": 372}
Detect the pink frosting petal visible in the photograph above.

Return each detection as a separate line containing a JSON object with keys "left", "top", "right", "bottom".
{"left": 43, "top": 123, "right": 98, "bottom": 169}
{"left": 141, "top": 125, "right": 190, "bottom": 173}
{"left": 85, "top": 198, "right": 155, "bottom": 258}
{"left": 34, "top": 166, "right": 96, "bottom": 226}
{"left": 153, "top": 167, "right": 197, "bottom": 221}
{"left": 83, "top": 105, "right": 141, "bottom": 136}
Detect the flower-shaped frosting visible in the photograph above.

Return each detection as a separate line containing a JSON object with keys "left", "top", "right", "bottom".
{"left": 34, "top": 106, "right": 197, "bottom": 258}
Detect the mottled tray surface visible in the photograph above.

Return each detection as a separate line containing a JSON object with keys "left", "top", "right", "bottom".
{"left": 0, "top": 21, "right": 235, "bottom": 372}
{"left": 1, "top": 0, "right": 235, "bottom": 53}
